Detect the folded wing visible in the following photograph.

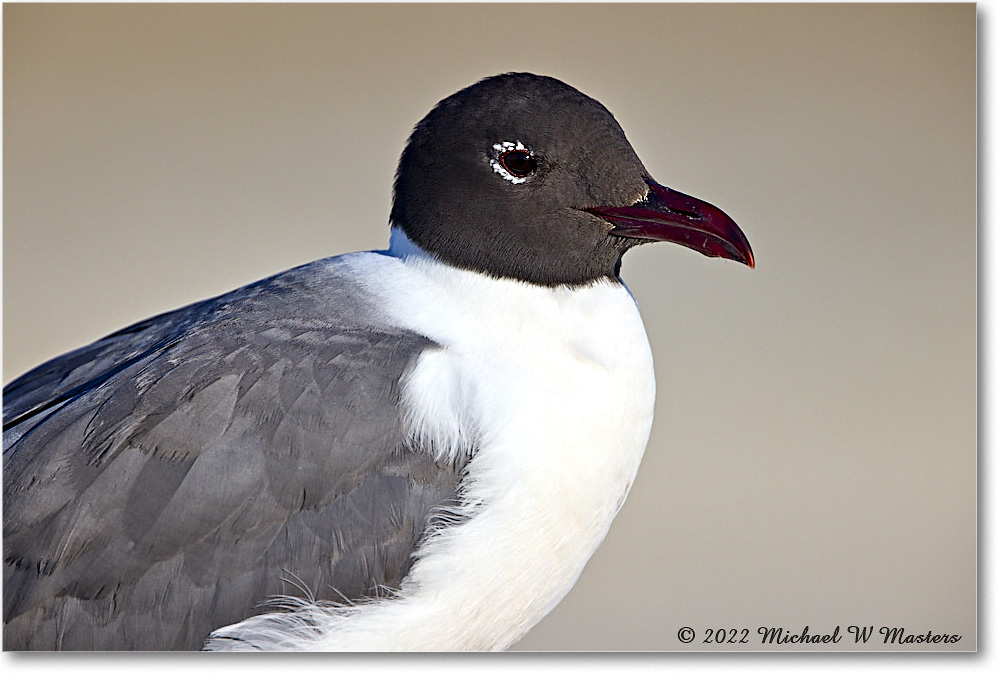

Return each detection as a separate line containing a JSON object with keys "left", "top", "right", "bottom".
{"left": 3, "top": 259, "right": 464, "bottom": 650}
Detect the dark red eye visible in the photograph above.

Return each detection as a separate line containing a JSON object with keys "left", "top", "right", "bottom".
{"left": 500, "top": 149, "right": 537, "bottom": 177}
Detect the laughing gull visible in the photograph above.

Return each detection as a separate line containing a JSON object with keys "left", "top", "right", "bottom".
{"left": 3, "top": 72, "right": 753, "bottom": 651}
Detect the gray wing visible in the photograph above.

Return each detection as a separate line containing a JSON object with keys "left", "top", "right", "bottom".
{"left": 3, "top": 258, "right": 465, "bottom": 650}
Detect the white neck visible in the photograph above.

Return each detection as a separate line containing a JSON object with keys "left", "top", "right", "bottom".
{"left": 386, "top": 225, "right": 435, "bottom": 261}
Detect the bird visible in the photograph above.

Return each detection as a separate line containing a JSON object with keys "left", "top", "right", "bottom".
{"left": 3, "top": 72, "right": 753, "bottom": 651}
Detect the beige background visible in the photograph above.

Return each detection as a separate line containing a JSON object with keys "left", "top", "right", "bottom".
{"left": 2, "top": 3, "right": 976, "bottom": 651}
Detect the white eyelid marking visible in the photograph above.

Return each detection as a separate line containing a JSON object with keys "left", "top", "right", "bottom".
{"left": 490, "top": 140, "right": 533, "bottom": 184}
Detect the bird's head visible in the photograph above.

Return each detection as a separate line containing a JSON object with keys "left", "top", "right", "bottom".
{"left": 391, "top": 72, "right": 753, "bottom": 286}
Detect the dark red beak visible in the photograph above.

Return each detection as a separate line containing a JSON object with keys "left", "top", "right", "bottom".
{"left": 586, "top": 178, "right": 754, "bottom": 268}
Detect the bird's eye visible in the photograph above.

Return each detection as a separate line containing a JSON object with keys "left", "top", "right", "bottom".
{"left": 490, "top": 141, "right": 537, "bottom": 184}
{"left": 500, "top": 150, "right": 537, "bottom": 178}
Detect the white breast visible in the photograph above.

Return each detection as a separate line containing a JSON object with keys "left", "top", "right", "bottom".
{"left": 211, "top": 231, "right": 656, "bottom": 650}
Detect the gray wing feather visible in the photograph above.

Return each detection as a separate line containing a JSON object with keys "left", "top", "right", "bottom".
{"left": 3, "top": 258, "right": 465, "bottom": 650}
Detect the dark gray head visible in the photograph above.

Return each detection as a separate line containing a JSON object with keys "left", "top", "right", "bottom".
{"left": 391, "top": 73, "right": 753, "bottom": 286}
